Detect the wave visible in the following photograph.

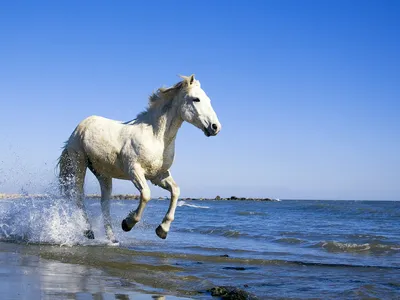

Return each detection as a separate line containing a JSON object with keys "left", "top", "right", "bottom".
{"left": 177, "top": 200, "right": 209, "bottom": 209}
{"left": 175, "top": 227, "right": 255, "bottom": 239}
{"left": 236, "top": 211, "right": 267, "bottom": 216}
{"left": 199, "top": 228, "right": 246, "bottom": 238}
{"left": 284, "top": 260, "right": 398, "bottom": 270}
{"left": 274, "top": 237, "right": 305, "bottom": 244}
{"left": 220, "top": 230, "right": 242, "bottom": 238}
{"left": 278, "top": 231, "right": 310, "bottom": 238}
{"left": 344, "top": 233, "right": 388, "bottom": 240}
{"left": 314, "top": 241, "right": 400, "bottom": 254}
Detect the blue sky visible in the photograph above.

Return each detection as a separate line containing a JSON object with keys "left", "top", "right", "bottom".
{"left": 0, "top": 1, "right": 399, "bottom": 200}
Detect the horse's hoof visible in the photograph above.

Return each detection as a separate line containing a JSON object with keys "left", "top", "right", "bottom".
{"left": 155, "top": 225, "right": 168, "bottom": 239}
{"left": 84, "top": 230, "right": 95, "bottom": 239}
{"left": 121, "top": 219, "right": 132, "bottom": 232}
{"left": 108, "top": 239, "right": 120, "bottom": 247}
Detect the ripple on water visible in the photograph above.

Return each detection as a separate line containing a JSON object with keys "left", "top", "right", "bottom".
{"left": 313, "top": 241, "right": 400, "bottom": 254}
{"left": 273, "top": 237, "right": 305, "bottom": 244}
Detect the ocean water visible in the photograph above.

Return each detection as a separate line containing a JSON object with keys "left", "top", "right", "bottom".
{"left": 0, "top": 198, "right": 399, "bottom": 299}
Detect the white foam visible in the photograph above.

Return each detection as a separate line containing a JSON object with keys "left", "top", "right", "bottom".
{"left": 177, "top": 200, "right": 210, "bottom": 209}
{"left": 0, "top": 197, "right": 109, "bottom": 247}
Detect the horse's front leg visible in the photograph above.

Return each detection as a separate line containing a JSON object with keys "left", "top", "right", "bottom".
{"left": 121, "top": 164, "right": 151, "bottom": 232}
{"left": 152, "top": 171, "right": 180, "bottom": 239}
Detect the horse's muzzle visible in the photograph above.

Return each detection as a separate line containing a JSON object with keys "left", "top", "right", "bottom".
{"left": 204, "top": 123, "right": 220, "bottom": 137}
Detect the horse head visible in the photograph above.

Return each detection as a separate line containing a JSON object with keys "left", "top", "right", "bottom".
{"left": 176, "top": 74, "right": 221, "bottom": 137}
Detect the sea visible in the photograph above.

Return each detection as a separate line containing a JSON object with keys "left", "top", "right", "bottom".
{"left": 0, "top": 198, "right": 399, "bottom": 299}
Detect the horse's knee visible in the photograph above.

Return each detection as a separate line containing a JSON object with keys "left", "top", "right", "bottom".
{"left": 141, "top": 188, "right": 151, "bottom": 202}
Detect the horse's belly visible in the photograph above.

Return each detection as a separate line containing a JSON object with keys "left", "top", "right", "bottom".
{"left": 89, "top": 156, "right": 129, "bottom": 180}
{"left": 85, "top": 144, "right": 127, "bottom": 179}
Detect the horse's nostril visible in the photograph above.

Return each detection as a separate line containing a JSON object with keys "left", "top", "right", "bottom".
{"left": 212, "top": 123, "right": 218, "bottom": 131}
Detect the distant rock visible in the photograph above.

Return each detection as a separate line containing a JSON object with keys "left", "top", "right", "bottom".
{"left": 86, "top": 194, "right": 139, "bottom": 200}
{"left": 0, "top": 193, "right": 49, "bottom": 200}
{"left": 0, "top": 193, "right": 279, "bottom": 202}
{"left": 208, "top": 286, "right": 259, "bottom": 300}
{"left": 222, "top": 266, "right": 247, "bottom": 271}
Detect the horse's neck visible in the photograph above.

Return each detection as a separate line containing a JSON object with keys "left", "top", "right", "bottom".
{"left": 150, "top": 105, "right": 183, "bottom": 146}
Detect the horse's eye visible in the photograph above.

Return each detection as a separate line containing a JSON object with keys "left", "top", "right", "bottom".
{"left": 193, "top": 98, "right": 200, "bottom": 102}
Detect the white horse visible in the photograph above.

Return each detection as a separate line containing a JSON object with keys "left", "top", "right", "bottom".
{"left": 58, "top": 75, "right": 221, "bottom": 244}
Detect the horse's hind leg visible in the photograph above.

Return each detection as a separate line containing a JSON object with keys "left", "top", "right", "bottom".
{"left": 59, "top": 148, "right": 93, "bottom": 238}
{"left": 98, "top": 176, "right": 118, "bottom": 244}
{"left": 152, "top": 171, "right": 180, "bottom": 239}
{"left": 73, "top": 152, "right": 94, "bottom": 239}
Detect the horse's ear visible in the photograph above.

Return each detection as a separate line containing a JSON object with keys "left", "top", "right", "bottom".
{"left": 179, "top": 74, "right": 196, "bottom": 86}
{"left": 188, "top": 74, "right": 195, "bottom": 85}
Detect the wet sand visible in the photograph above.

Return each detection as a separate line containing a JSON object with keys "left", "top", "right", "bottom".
{"left": 0, "top": 242, "right": 193, "bottom": 300}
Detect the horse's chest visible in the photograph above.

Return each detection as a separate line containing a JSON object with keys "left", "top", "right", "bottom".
{"left": 141, "top": 148, "right": 174, "bottom": 178}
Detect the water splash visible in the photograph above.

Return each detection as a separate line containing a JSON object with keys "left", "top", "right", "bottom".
{"left": 0, "top": 196, "right": 107, "bottom": 246}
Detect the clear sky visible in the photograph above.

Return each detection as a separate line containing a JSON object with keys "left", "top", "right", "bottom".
{"left": 0, "top": 1, "right": 399, "bottom": 200}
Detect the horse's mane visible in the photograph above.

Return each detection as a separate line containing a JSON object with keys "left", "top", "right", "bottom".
{"left": 125, "top": 76, "right": 195, "bottom": 124}
{"left": 148, "top": 80, "right": 185, "bottom": 110}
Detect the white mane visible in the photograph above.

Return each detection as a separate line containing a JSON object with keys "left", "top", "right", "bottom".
{"left": 125, "top": 75, "right": 198, "bottom": 124}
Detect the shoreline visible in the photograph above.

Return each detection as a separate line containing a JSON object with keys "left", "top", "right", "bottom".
{"left": 0, "top": 193, "right": 279, "bottom": 202}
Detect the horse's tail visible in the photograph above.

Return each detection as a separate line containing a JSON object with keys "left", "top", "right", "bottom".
{"left": 58, "top": 145, "right": 75, "bottom": 198}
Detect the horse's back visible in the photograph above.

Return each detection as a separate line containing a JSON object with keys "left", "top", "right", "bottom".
{"left": 77, "top": 115, "right": 123, "bottom": 132}
{"left": 68, "top": 115, "right": 118, "bottom": 144}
